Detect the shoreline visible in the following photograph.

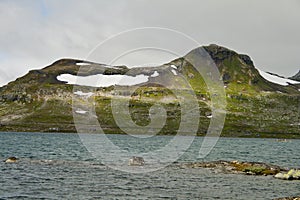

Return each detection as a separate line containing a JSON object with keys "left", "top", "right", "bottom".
{"left": 0, "top": 130, "right": 300, "bottom": 139}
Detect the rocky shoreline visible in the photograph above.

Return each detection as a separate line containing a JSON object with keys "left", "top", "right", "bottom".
{"left": 4, "top": 157, "right": 300, "bottom": 199}
{"left": 178, "top": 160, "right": 285, "bottom": 176}
{"left": 177, "top": 160, "right": 300, "bottom": 180}
{"left": 5, "top": 156, "right": 300, "bottom": 179}
{"left": 5, "top": 157, "right": 300, "bottom": 180}
{"left": 178, "top": 160, "right": 300, "bottom": 199}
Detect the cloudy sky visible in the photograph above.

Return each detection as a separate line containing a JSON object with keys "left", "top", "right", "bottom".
{"left": 0, "top": 0, "right": 299, "bottom": 86}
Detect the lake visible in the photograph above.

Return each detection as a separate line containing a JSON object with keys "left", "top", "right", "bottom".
{"left": 1, "top": 132, "right": 300, "bottom": 199}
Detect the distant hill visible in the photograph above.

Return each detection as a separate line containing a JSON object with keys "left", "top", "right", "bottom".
{"left": 290, "top": 70, "right": 300, "bottom": 81}
{"left": 0, "top": 44, "right": 299, "bottom": 138}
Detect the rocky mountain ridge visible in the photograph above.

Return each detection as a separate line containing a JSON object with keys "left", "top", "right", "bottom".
{"left": 0, "top": 44, "right": 299, "bottom": 138}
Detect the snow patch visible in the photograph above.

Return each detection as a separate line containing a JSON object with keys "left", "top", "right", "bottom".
{"left": 103, "top": 65, "right": 119, "bottom": 69}
{"left": 57, "top": 74, "right": 149, "bottom": 87}
{"left": 171, "top": 69, "right": 178, "bottom": 76}
{"left": 258, "top": 69, "right": 300, "bottom": 86}
{"left": 150, "top": 71, "right": 159, "bottom": 78}
{"left": 76, "top": 62, "right": 119, "bottom": 69}
{"left": 171, "top": 65, "right": 177, "bottom": 69}
{"left": 74, "top": 91, "right": 94, "bottom": 97}
{"left": 76, "top": 62, "right": 91, "bottom": 66}
{"left": 75, "top": 110, "right": 88, "bottom": 114}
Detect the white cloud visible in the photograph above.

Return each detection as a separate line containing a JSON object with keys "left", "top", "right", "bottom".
{"left": 0, "top": 0, "right": 300, "bottom": 86}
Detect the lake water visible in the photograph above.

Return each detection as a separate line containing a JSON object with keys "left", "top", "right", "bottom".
{"left": 0, "top": 132, "right": 300, "bottom": 199}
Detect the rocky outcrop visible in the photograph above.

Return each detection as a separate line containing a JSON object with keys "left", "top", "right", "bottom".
{"left": 4, "top": 157, "right": 18, "bottom": 163}
{"left": 0, "top": 93, "right": 32, "bottom": 103}
{"left": 128, "top": 156, "right": 145, "bottom": 166}
{"left": 274, "top": 169, "right": 300, "bottom": 180}
{"left": 179, "top": 160, "right": 283, "bottom": 176}
{"left": 203, "top": 44, "right": 254, "bottom": 67}
{"left": 238, "top": 54, "right": 254, "bottom": 66}
{"left": 203, "top": 44, "right": 237, "bottom": 64}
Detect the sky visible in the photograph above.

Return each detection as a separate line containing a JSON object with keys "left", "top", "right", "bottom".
{"left": 0, "top": 0, "right": 300, "bottom": 86}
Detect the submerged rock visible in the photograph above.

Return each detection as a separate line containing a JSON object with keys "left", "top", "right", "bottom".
{"left": 4, "top": 157, "right": 18, "bottom": 163}
{"left": 128, "top": 156, "right": 145, "bottom": 166}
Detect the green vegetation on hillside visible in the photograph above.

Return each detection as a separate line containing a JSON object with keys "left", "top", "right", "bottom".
{"left": 0, "top": 45, "right": 299, "bottom": 138}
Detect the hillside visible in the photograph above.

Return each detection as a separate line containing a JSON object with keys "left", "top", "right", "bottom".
{"left": 0, "top": 44, "right": 299, "bottom": 138}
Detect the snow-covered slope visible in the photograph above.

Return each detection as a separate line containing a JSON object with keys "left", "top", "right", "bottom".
{"left": 258, "top": 69, "right": 300, "bottom": 86}
{"left": 57, "top": 74, "right": 150, "bottom": 87}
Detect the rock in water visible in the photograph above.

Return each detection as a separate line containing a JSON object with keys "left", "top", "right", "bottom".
{"left": 274, "top": 173, "right": 292, "bottom": 180}
{"left": 4, "top": 157, "right": 18, "bottom": 163}
{"left": 274, "top": 169, "right": 300, "bottom": 180}
{"left": 129, "top": 156, "right": 145, "bottom": 166}
{"left": 274, "top": 197, "right": 300, "bottom": 200}
{"left": 287, "top": 169, "right": 300, "bottom": 179}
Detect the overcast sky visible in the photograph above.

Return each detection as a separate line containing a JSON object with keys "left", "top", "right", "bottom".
{"left": 0, "top": 0, "right": 299, "bottom": 86}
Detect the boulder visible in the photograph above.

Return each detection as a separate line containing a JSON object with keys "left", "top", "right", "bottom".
{"left": 274, "top": 169, "right": 300, "bottom": 180}
{"left": 274, "top": 173, "right": 292, "bottom": 180}
{"left": 129, "top": 156, "right": 145, "bottom": 166}
{"left": 4, "top": 157, "right": 18, "bottom": 163}
{"left": 287, "top": 169, "right": 300, "bottom": 179}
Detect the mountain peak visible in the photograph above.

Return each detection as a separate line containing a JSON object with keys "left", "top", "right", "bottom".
{"left": 201, "top": 44, "right": 254, "bottom": 66}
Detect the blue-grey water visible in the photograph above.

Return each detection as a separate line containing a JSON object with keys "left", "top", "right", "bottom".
{"left": 0, "top": 132, "right": 300, "bottom": 199}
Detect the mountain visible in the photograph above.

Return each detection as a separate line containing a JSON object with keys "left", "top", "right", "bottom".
{"left": 290, "top": 70, "right": 300, "bottom": 81}
{"left": 0, "top": 44, "right": 299, "bottom": 138}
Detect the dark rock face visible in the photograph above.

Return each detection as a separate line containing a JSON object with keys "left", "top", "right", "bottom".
{"left": 203, "top": 44, "right": 237, "bottom": 64}
{"left": 202, "top": 44, "right": 254, "bottom": 68}
{"left": 239, "top": 54, "right": 254, "bottom": 66}
{"left": 0, "top": 93, "right": 32, "bottom": 103}
{"left": 290, "top": 70, "right": 300, "bottom": 81}
{"left": 222, "top": 73, "right": 231, "bottom": 82}
{"left": 1, "top": 94, "right": 18, "bottom": 101}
